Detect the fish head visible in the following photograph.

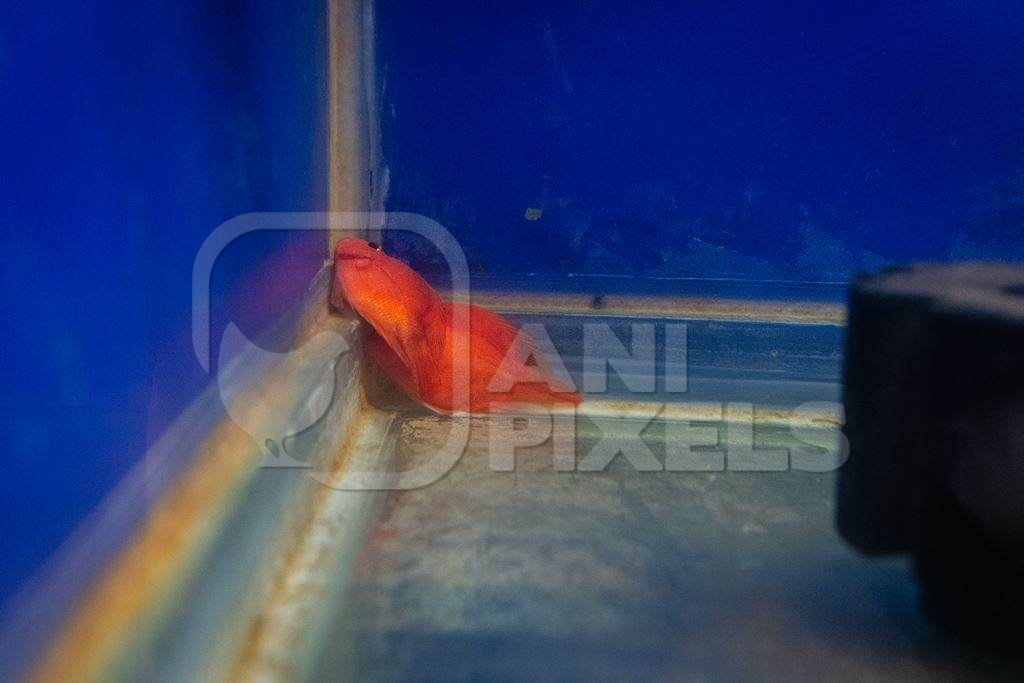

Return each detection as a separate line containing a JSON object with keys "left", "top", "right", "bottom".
{"left": 332, "top": 237, "right": 439, "bottom": 334}
{"left": 335, "top": 236, "right": 382, "bottom": 268}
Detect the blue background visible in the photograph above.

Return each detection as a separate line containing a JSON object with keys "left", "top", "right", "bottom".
{"left": 0, "top": 0, "right": 328, "bottom": 607}
{"left": 2, "top": 0, "right": 1023, "bottom": 607}
{"left": 380, "top": 0, "right": 1024, "bottom": 285}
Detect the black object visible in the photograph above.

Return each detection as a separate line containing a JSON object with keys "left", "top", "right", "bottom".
{"left": 838, "top": 262, "right": 1024, "bottom": 645}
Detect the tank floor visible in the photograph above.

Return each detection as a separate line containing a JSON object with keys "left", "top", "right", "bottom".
{"left": 317, "top": 413, "right": 1018, "bottom": 682}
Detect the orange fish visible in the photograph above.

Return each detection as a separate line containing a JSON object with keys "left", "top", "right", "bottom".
{"left": 332, "top": 238, "right": 581, "bottom": 414}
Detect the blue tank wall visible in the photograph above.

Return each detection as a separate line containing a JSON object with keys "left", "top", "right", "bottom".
{"left": 377, "top": 0, "right": 1024, "bottom": 289}
{"left": 0, "top": 0, "right": 328, "bottom": 605}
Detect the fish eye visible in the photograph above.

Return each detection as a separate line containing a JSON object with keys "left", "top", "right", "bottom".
{"left": 368, "top": 241, "right": 382, "bottom": 252}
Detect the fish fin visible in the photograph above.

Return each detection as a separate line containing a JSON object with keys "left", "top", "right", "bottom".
{"left": 364, "top": 329, "right": 419, "bottom": 398}
{"left": 463, "top": 304, "right": 521, "bottom": 351}
{"left": 464, "top": 304, "right": 580, "bottom": 401}
{"left": 395, "top": 331, "right": 429, "bottom": 397}
{"left": 466, "top": 306, "right": 555, "bottom": 375}
{"left": 380, "top": 329, "right": 428, "bottom": 395}
{"left": 362, "top": 321, "right": 423, "bottom": 398}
